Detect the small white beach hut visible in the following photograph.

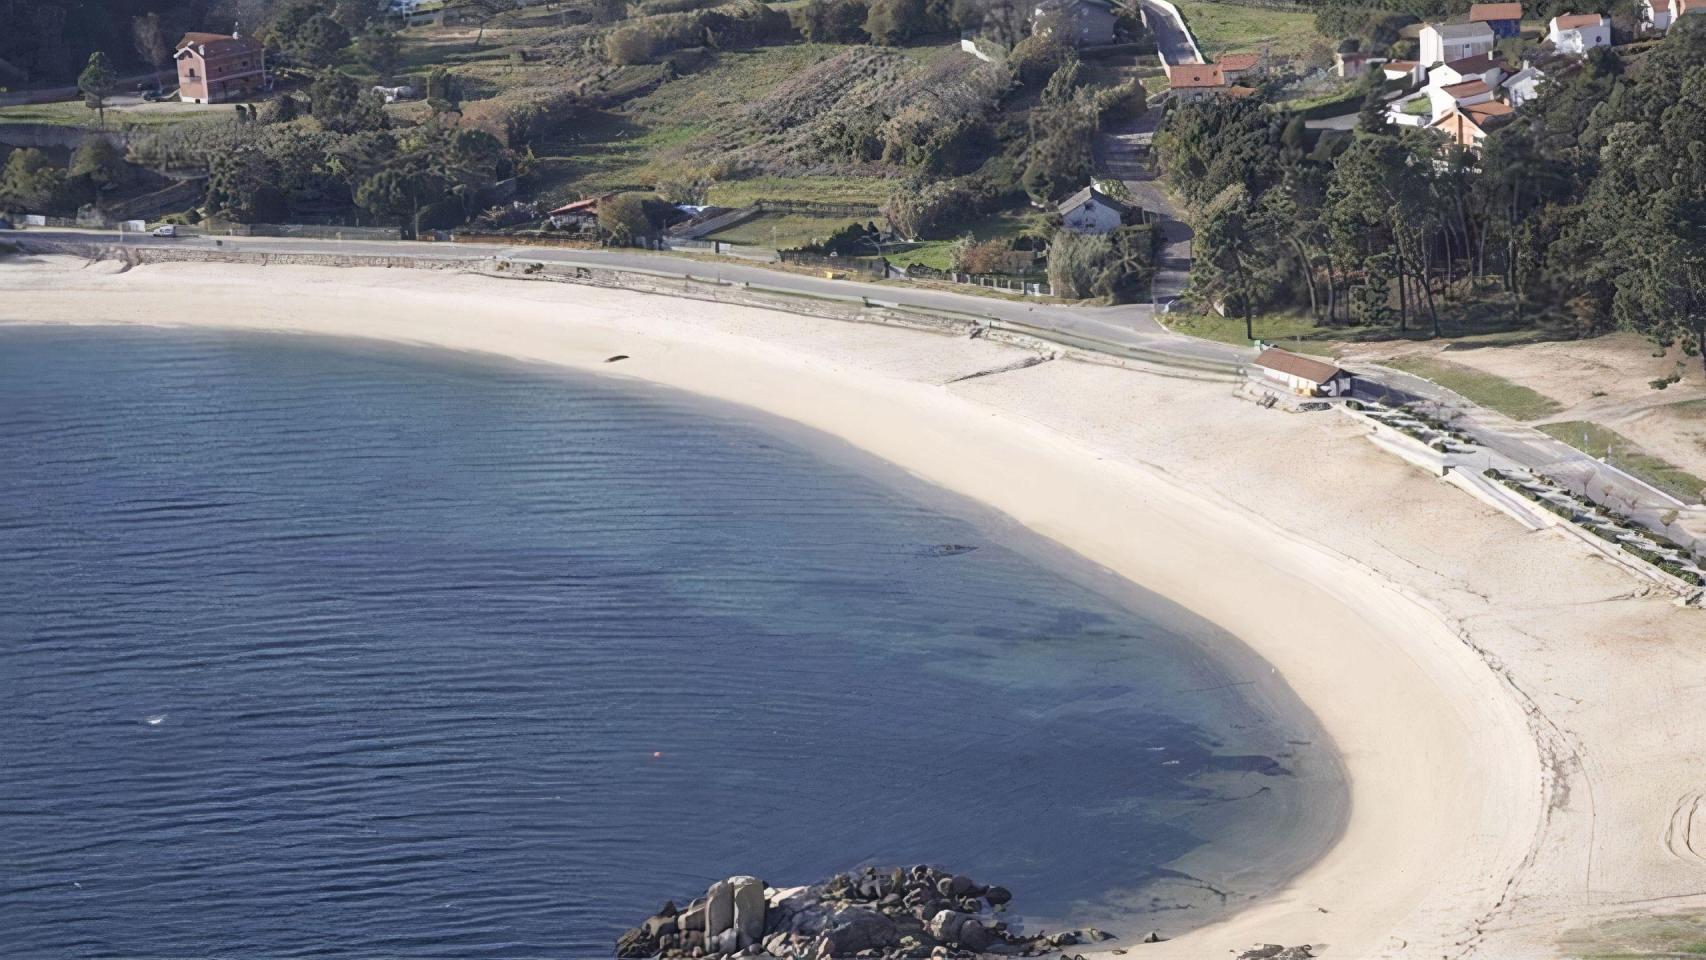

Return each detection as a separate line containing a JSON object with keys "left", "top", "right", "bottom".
{"left": 1251, "top": 347, "right": 1353, "bottom": 397}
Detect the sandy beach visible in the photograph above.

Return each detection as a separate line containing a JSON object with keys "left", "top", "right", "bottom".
{"left": 3, "top": 255, "right": 1703, "bottom": 958}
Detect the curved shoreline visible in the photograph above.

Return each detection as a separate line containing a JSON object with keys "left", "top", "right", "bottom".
{"left": 1, "top": 259, "right": 1546, "bottom": 956}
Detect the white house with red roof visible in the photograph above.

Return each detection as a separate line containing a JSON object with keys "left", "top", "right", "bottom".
{"left": 1643, "top": 0, "right": 1705, "bottom": 31}
{"left": 1548, "top": 13, "right": 1611, "bottom": 52}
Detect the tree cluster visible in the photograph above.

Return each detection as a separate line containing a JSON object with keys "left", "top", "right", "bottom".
{"left": 1158, "top": 21, "right": 1706, "bottom": 368}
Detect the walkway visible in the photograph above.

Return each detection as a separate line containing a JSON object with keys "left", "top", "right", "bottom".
{"left": 1097, "top": 106, "right": 1192, "bottom": 308}
{"left": 1137, "top": 0, "right": 1203, "bottom": 67}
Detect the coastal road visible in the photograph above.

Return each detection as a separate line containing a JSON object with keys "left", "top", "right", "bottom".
{"left": 1138, "top": 0, "right": 1203, "bottom": 67}
{"left": 19, "top": 227, "right": 1702, "bottom": 555}
{"left": 17, "top": 228, "right": 1246, "bottom": 371}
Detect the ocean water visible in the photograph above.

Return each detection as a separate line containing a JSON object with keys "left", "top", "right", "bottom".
{"left": 0, "top": 326, "right": 1338, "bottom": 959}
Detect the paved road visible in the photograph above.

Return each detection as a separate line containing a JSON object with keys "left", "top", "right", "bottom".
{"left": 1138, "top": 0, "right": 1202, "bottom": 67}
{"left": 1359, "top": 367, "right": 1706, "bottom": 555}
{"left": 1098, "top": 107, "right": 1192, "bottom": 305}
{"left": 16, "top": 228, "right": 1248, "bottom": 370}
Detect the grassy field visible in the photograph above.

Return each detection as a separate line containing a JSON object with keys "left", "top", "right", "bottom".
{"left": 881, "top": 210, "right": 1037, "bottom": 271}
{"left": 706, "top": 211, "right": 869, "bottom": 249}
{"left": 1537, "top": 421, "right": 1706, "bottom": 504}
{"left": 530, "top": 45, "right": 894, "bottom": 206}
{"left": 1174, "top": 0, "right": 1330, "bottom": 61}
{"left": 0, "top": 101, "right": 223, "bottom": 127}
{"left": 1161, "top": 309, "right": 1380, "bottom": 355}
{"left": 1384, "top": 354, "right": 1564, "bottom": 421}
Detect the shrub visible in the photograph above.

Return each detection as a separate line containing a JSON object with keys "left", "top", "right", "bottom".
{"left": 605, "top": 24, "right": 662, "bottom": 64}
{"left": 599, "top": 192, "right": 661, "bottom": 245}
{"left": 1009, "top": 35, "right": 1072, "bottom": 88}
{"left": 881, "top": 175, "right": 1000, "bottom": 240}
{"left": 793, "top": 0, "right": 870, "bottom": 42}
{"left": 950, "top": 237, "right": 1029, "bottom": 274}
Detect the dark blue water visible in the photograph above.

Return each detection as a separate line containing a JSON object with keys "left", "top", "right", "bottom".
{"left": 0, "top": 326, "right": 1335, "bottom": 959}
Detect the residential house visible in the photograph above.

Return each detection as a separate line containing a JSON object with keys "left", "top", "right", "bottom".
{"left": 1500, "top": 63, "right": 1546, "bottom": 106}
{"left": 1428, "top": 76, "right": 1497, "bottom": 120}
{"left": 1428, "top": 53, "right": 1505, "bottom": 90}
{"left": 1468, "top": 2, "right": 1525, "bottom": 38}
{"left": 547, "top": 195, "right": 610, "bottom": 230}
{"left": 1432, "top": 100, "right": 1515, "bottom": 147}
{"left": 1250, "top": 348, "right": 1353, "bottom": 398}
{"left": 1643, "top": 0, "right": 1704, "bottom": 31}
{"left": 1056, "top": 185, "right": 1136, "bottom": 235}
{"left": 1167, "top": 63, "right": 1227, "bottom": 100}
{"left": 1217, "top": 52, "right": 1261, "bottom": 82}
{"left": 1381, "top": 59, "right": 1424, "bottom": 83}
{"left": 1549, "top": 13, "right": 1611, "bottom": 52}
{"left": 1419, "top": 21, "right": 1496, "bottom": 66}
{"left": 174, "top": 31, "right": 266, "bottom": 104}
{"left": 1031, "top": 0, "right": 1117, "bottom": 47}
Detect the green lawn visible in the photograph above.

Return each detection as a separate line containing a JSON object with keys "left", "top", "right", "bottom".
{"left": 1162, "top": 309, "right": 1373, "bottom": 356}
{"left": 1384, "top": 354, "right": 1563, "bottom": 421}
{"left": 882, "top": 210, "right": 1036, "bottom": 271}
{"left": 705, "top": 176, "right": 893, "bottom": 207}
{"left": 1537, "top": 421, "right": 1706, "bottom": 504}
{"left": 0, "top": 101, "right": 221, "bottom": 127}
{"left": 1174, "top": 0, "right": 1330, "bottom": 61}
{"left": 706, "top": 211, "right": 867, "bottom": 249}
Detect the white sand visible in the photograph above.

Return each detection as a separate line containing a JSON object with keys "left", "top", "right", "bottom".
{"left": 4, "top": 257, "right": 1704, "bottom": 958}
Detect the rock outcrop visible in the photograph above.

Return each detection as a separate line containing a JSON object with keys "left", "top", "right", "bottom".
{"left": 614, "top": 866, "right": 1123, "bottom": 959}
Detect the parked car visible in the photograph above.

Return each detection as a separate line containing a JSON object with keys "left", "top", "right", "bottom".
{"left": 141, "top": 89, "right": 170, "bottom": 102}
{"left": 0, "top": 217, "right": 14, "bottom": 230}
{"left": 151, "top": 225, "right": 178, "bottom": 238}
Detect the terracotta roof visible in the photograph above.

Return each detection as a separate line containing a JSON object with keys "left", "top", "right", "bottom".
{"left": 1217, "top": 53, "right": 1260, "bottom": 71}
{"left": 1441, "top": 53, "right": 1501, "bottom": 74}
{"left": 1461, "top": 99, "right": 1515, "bottom": 120}
{"left": 548, "top": 195, "right": 609, "bottom": 216}
{"left": 1383, "top": 59, "right": 1420, "bottom": 72}
{"left": 175, "top": 32, "right": 261, "bottom": 56}
{"left": 1551, "top": 12, "right": 1605, "bottom": 28}
{"left": 1226, "top": 85, "right": 1258, "bottom": 97}
{"left": 1253, "top": 348, "right": 1345, "bottom": 385}
{"left": 1441, "top": 78, "right": 1493, "bottom": 97}
{"left": 1680, "top": 0, "right": 1704, "bottom": 12}
{"left": 1469, "top": 2, "right": 1524, "bottom": 20}
{"left": 1169, "top": 64, "right": 1226, "bottom": 88}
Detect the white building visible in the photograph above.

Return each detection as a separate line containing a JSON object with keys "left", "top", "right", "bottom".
{"left": 1500, "top": 64, "right": 1546, "bottom": 107}
{"left": 1549, "top": 13, "right": 1611, "bottom": 53}
{"left": 1419, "top": 22, "right": 1496, "bottom": 67}
{"left": 1056, "top": 185, "right": 1133, "bottom": 235}
{"left": 1429, "top": 77, "right": 1497, "bottom": 120}
{"left": 1427, "top": 53, "right": 1505, "bottom": 90}
{"left": 1643, "top": 0, "right": 1704, "bottom": 31}
{"left": 1250, "top": 348, "right": 1353, "bottom": 398}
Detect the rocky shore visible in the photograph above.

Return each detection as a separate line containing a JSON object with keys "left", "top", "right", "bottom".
{"left": 614, "top": 866, "right": 1128, "bottom": 959}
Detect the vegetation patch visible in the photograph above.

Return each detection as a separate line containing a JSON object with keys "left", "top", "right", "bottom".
{"left": 1559, "top": 910, "right": 1706, "bottom": 957}
{"left": 1173, "top": 0, "right": 1329, "bottom": 60}
{"left": 1384, "top": 355, "right": 1563, "bottom": 421}
{"left": 1537, "top": 421, "right": 1706, "bottom": 505}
